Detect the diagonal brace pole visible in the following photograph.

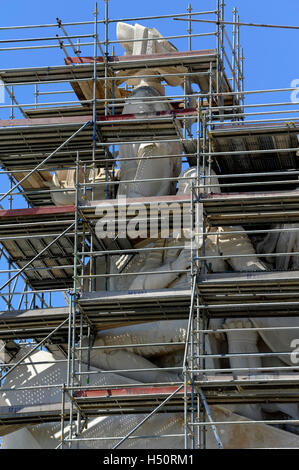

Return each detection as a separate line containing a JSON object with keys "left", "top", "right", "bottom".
{"left": 112, "top": 384, "right": 184, "bottom": 450}
{"left": 0, "top": 221, "right": 76, "bottom": 291}
{"left": 0, "top": 316, "right": 69, "bottom": 383}
{"left": 1, "top": 246, "right": 49, "bottom": 308}
{"left": 0, "top": 121, "right": 91, "bottom": 204}
{"left": 198, "top": 388, "right": 223, "bottom": 449}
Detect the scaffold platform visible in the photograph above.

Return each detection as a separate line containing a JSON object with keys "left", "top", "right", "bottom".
{"left": 210, "top": 122, "right": 299, "bottom": 183}
{"left": 197, "top": 270, "right": 299, "bottom": 317}
{"left": 77, "top": 288, "right": 191, "bottom": 325}
{"left": 202, "top": 190, "right": 299, "bottom": 225}
{"left": 0, "top": 205, "right": 77, "bottom": 290}
{"left": 0, "top": 306, "right": 69, "bottom": 341}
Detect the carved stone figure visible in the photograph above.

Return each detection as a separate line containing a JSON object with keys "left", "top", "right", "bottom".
{"left": 116, "top": 22, "right": 188, "bottom": 199}
{"left": 50, "top": 168, "right": 119, "bottom": 205}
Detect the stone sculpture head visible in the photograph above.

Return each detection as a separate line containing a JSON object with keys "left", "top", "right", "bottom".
{"left": 116, "top": 22, "right": 178, "bottom": 56}
{"left": 177, "top": 167, "right": 197, "bottom": 195}
{"left": 177, "top": 167, "right": 221, "bottom": 195}
{"left": 116, "top": 22, "right": 188, "bottom": 90}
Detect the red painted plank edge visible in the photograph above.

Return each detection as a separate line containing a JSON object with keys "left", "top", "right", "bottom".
{"left": 0, "top": 115, "right": 92, "bottom": 128}
{"left": 97, "top": 108, "right": 197, "bottom": 122}
{"left": 75, "top": 385, "right": 190, "bottom": 399}
{"left": 0, "top": 205, "right": 75, "bottom": 219}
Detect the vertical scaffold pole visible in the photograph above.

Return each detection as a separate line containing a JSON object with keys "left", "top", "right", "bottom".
{"left": 10, "top": 86, "right": 14, "bottom": 120}
{"left": 216, "top": 0, "right": 220, "bottom": 99}
{"left": 66, "top": 153, "right": 80, "bottom": 448}
{"left": 66, "top": 292, "right": 73, "bottom": 448}
{"left": 241, "top": 47, "right": 244, "bottom": 111}
{"left": 237, "top": 12, "right": 240, "bottom": 108}
{"left": 199, "top": 112, "right": 207, "bottom": 448}
{"left": 187, "top": 3, "right": 192, "bottom": 51}
{"left": 220, "top": 0, "right": 225, "bottom": 119}
{"left": 104, "top": 0, "right": 110, "bottom": 291}
{"left": 34, "top": 84, "right": 38, "bottom": 110}
{"left": 104, "top": 0, "right": 109, "bottom": 201}
{"left": 184, "top": 276, "right": 197, "bottom": 449}
{"left": 93, "top": 2, "right": 98, "bottom": 199}
{"left": 89, "top": 2, "right": 98, "bottom": 293}
{"left": 60, "top": 384, "right": 66, "bottom": 449}
{"left": 232, "top": 8, "right": 237, "bottom": 97}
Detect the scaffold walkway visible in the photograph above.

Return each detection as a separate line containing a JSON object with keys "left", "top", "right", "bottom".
{"left": 197, "top": 270, "right": 299, "bottom": 317}
{"left": 2, "top": 371, "right": 299, "bottom": 432}
{"left": 77, "top": 288, "right": 191, "bottom": 324}
{"left": 0, "top": 205, "right": 77, "bottom": 290}
{"left": 210, "top": 121, "right": 299, "bottom": 178}
{"left": 202, "top": 190, "right": 299, "bottom": 225}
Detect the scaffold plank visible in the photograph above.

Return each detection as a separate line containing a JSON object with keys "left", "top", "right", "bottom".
{"left": 78, "top": 288, "right": 191, "bottom": 322}
{"left": 0, "top": 108, "right": 194, "bottom": 172}
{"left": 0, "top": 205, "right": 77, "bottom": 290}
{"left": 0, "top": 50, "right": 218, "bottom": 83}
{"left": 94, "top": 109, "right": 195, "bottom": 143}
{"left": 0, "top": 290, "right": 189, "bottom": 338}
{"left": 0, "top": 403, "right": 70, "bottom": 431}
{"left": 197, "top": 270, "right": 299, "bottom": 316}
{"left": 82, "top": 190, "right": 299, "bottom": 227}
{"left": 198, "top": 270, "right": 299, "bottom": 289}
{"left": 0, "top": 118, "right": 105, "bottom": 168}
{"left": 0, "top": 306, "right": 69, "bottom": 340}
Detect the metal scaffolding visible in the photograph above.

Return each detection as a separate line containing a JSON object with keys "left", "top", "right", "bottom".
{"left": 0, "top": 0, "right": 299, "bottom": 450}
